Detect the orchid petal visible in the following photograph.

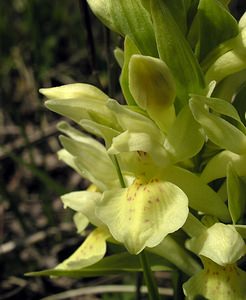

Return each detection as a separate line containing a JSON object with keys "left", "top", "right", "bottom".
{"left": 96, "top": 177, "right": 189, "bottom": 254}
{"left": 61, "top": 191, "right": 103, "bottom": 227}
{"left": 60, "top": 135, "right": 119, "bottom": 190}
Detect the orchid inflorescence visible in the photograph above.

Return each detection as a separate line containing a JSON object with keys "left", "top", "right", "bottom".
{"left": 31, "top": 1, "right": 246, "bottom": 299}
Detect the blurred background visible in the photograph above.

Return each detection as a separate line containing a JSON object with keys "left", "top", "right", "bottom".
{"left": 0, "top": 1, "right": 245, "bottom": 299}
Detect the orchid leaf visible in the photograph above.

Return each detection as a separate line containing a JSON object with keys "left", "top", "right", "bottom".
{"left": 227, "top": 163, "right": 246, "bottom": 224}
{"left": 196, "top": 0, "right": 238, "bottom": 61}
{"left": 160, "top": 0, "right": 188, "bottom": 35}
{"left": 161, "top": 166, "right": 231, "bottom": 222}
{"left": 186, "top": 223, "right": 245, "bottom": 266}
{"left": 201, "top": 150, "right": 246, "bottom": 183}
{"left": 54, "top": 227, "right": 110, "bottom": 270}
{"left": 61, "top": 191, "right": 103, "bottom": 227}
{"left": 129, "top": 54, "right": 176, "bottom": 132}
{"left": 27, "top": 252, "right": 172, "bottom": 278}
{"left": 120, "top": 36, "right": 140, "bottom": 105}
{"left": 87, "top": 0, "right": 158, "bottom": 56}
{"left": 164, "top": 105, "right": 205, "bottom": 162}
{"left": 96, "top": 177, "right": 189, "bottom": 254}
{"left": 190, "top": 97, "right": 246, "bottom": 154}
{"left": 150, "top": 0, "right": 204, "bottom": 106}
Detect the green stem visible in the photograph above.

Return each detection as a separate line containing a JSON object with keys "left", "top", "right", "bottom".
{"left": 111, "top": 155, "right": 126, "bottom": 188}
{"left": 139, "top": 251, "right": 160, "bottom": 300}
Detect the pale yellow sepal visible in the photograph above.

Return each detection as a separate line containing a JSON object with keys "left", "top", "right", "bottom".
{"left": 55, "top": 227, "right": 110, "bottom": 270}
{"left": 40, "top": 83, "right": 108, "bottom": 101}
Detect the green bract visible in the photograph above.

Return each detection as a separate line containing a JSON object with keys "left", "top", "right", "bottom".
{"left": 32, "top": 1, "right": 246, "bottom": 299}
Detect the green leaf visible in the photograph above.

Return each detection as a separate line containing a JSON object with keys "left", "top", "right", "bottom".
{"left": 161, "top": 166, "right": 231, "bottom": 222}
{"left": 96, "top": 177, "right": 189, "bottom": 254}
{"left": 120, "top": 36, "right": 140, "bottom": 105}
{"left": 61, "top": 191, "right": 103, "bottom": 227}
{"left": 87, "top": 0, "right": 158, "bottom": 56}
{"left": 227, "top": 163, "right": 246, "bottom": 224}
{"left": 150, "top": 0, "right": 204, "bottom": 106}
{"left": 196, "top": 0, "right": 238, "bottom": 61}
{"left": 186, "top": 223, "right": 245, "bottom": 266}
{"left": 190, "top": 97, "right": 246, "bottom": 154}
{"left": 164, "top": 105, "right": 205, "bottom": 162}
{"left": 200, "top": 149, "right": 232, "bottom": 183}
{"left": 26, "top": 252, "right": 172, "bottom": 278}
{"left": 54, "top": 228, "right": 110, "bottom": 270}
{"left": 129, "top": 54, "right": 176, "bottom": 132}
